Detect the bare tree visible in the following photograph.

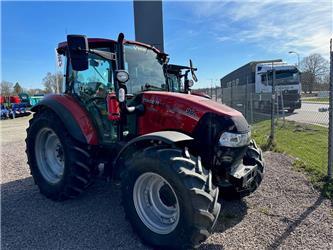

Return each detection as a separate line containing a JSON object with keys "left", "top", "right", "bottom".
{"left": 0, "top": 81, "right": 14, "bottom": 96}
{"left": 300, "top": 53, "right": 329, "bottom": 93}
{"left": 42, "top": 72, "right": 63, "bottom": 94}
{"left": 27, "top": 88, "right": 45, "bottom": 96}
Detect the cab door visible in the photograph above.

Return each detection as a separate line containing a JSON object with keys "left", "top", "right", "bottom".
{"left": 68, "top": 51, "right": 118, "bottom": 144}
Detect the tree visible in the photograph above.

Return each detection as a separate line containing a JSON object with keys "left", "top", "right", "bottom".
{"left": 42, "top": 72, "right": 63, "bottom": 94}
{"left": 300, "top": 54, "right": 329, "bottom": 93}
{"left": 0, "top": 81, "right": 14, "bottom": 96}
{"left": 27, "top": 88, "right": 45, "bottom": 96}
{"left": 13, "top": 82, "right": 23, "bottom": 95}
{"left": 300, "top": 72, "right": 314, "bottom": 93}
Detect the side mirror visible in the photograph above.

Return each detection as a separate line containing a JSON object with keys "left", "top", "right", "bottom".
{"left": 67, "top": 35, "right": 89, "bottom": 71}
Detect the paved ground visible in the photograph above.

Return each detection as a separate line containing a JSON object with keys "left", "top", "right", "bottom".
{"left": 286, "top": 103, "right": 329, "bottom": 127}
{"left": 216, "top": 97, "right": 329, "bottom": 127}
{"left": 1, "top": 116, "right": 332, "bottom": 249}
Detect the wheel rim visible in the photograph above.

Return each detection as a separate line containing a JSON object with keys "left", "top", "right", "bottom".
{"left": 133, "top": 172, "right": 180, "bottom": 234}
{"left": 35, "top": 128, "right": 65, "bottom": 184}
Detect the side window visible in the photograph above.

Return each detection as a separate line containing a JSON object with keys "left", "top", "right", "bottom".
{"left": 69, "top": 50, "right": 114, "bottom": 102}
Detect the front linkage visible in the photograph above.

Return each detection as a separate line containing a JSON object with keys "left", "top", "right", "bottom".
{"left": 213, "top": 140, "right": 265, "bottom": 200}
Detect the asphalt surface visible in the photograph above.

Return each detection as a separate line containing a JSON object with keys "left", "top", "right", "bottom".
{"left": 1, "top": 116, "right": 332, "bottom": 249}
{"left": 216, "top": 97, "right": 330, "bottom": 127}
{"left": 286, "top": 102, "right": 329, "bottom": 127}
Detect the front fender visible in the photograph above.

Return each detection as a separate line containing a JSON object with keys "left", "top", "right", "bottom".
{"left": 113, "top": 131, "right": 193, "bottom": 179}
{"left": 31, "top": 94, "right": 98, "bottom": 145}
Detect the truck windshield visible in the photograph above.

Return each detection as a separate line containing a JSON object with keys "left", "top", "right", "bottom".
{"left": 124, "top": 44, "right": 166, "bottom": 94}
{"left": 261, "top": 69, "right": 299, "bottom": 85}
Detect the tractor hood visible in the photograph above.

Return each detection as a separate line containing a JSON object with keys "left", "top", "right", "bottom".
{"left": 138, "top": 91, "right": 249, "bottom": 135}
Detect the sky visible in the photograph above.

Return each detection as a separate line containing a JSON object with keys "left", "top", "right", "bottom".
{"left": 1, "top": 0, "right": 332, "bottom": 89}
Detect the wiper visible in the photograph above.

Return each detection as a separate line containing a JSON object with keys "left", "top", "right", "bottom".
{"left": 144, "top": 83, "right": 164, "bottom": 90}
{"left": 92, "top": 66, "right": 105, "bottom": 81}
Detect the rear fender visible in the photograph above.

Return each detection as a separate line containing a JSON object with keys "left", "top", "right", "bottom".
{"left": 113, "top": 131, "right": 193, "bottom": 179}
{"left": 31, "top": 95, "right": 98, "bottom": 145}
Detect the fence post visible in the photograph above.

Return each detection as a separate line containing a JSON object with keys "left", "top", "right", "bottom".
{"left": 270, "top": 68, "right": 276, "bottom": 144}
{"left": 276, "top": 90, "right": 280, "bottom": 124}
{"left": 250, "top": 92, "right": 254, "bottom": 124}
{"left": 280, "top": 90, "right": 286, "bottom": 126}
{"left": 215, "top": 87, "right": 218, "bottom": 102}
{"left": 328, "top": 38, "right": 333, "bottom": 180}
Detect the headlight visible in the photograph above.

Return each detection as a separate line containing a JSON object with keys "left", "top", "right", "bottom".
{"left": 116, "top": 70, "right": 129, "bottom": 83}
{"left": 219, "top": 131, "right": 251, "bottom": 147}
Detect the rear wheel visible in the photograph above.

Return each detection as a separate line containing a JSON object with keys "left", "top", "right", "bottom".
{"left": 121, "top": 145, "right": 220, "bottom": 249}
{"left": 26, "top": 109, "right": 93, "bottom": 201}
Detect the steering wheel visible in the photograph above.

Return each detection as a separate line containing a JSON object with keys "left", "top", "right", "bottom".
{"left": 85, "top": 96, "right": 106, "bottom": 105}
{"left": 190, "top": 59, "right": 198, "bottom": 82}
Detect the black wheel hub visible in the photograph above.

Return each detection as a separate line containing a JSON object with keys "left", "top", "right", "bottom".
{"left": 159, "top": 184, "right": 177, "bottom": 207}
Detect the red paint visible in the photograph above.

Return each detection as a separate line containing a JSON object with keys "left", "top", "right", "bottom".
{"left": 44, "top": 95, "right": 98, "bottom": 145}
{"left": 138, "top": 92, "right": 242, "bottom": 135}
{"left": 10, "top": 96, "right": 20, "bottom": 104}
{"left": 0, "top": 96, "right": 5, "bottom": 104}
{"left": 106, "top": 92, "right": 120, "bottom": 121}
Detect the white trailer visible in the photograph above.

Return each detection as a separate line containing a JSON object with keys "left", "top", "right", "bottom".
{"left": 220, "top": 59, "right": 301, "bottom": 115}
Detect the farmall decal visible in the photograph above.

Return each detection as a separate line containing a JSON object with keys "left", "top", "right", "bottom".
{"left": 143, "top": 97, "right": 160, "bottom": 105}
{"left": 143, "top": 97, "right": 199, "bottom": 121}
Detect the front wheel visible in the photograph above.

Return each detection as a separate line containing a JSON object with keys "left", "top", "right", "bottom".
{"left": 121, "top": 146, "right": 220, "bottom": 249}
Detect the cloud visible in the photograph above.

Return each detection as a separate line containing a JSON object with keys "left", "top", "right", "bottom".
{"left": 191, "top": 0, "right": 332, "bottom": 57}
{"left": 216, "top": 36, "right": 231, "bottom": 42}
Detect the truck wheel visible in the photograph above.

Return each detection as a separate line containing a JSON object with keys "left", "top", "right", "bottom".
{"left": 121, "top": 146, "right": 220, "bottom": 249}
{"left": 26, "top": 109, "right": 92, "bottom": 201}
{"left": 219, "top": 140, "right": 265, "bottom": 200}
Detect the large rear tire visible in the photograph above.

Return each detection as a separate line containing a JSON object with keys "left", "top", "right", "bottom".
{"left": 26, "top": 109, "right": 93, "bottom": 201}
{"left": 121, "top": 145, "right": 220, "bottom": 249}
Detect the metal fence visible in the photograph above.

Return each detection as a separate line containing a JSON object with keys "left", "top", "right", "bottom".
{"left": 201, "top": 44, "right": 332, "bottom": 181}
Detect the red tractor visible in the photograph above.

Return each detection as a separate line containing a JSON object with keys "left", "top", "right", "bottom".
{"left": 26, "top": 33, "right": 264, "bottom": 248}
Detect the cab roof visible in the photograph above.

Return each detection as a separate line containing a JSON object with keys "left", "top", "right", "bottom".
{"left": 57, "top": 37, "right": 167, "bottom": 57}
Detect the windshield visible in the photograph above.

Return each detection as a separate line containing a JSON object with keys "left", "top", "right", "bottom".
{"left": 261, "top": 69, "right": 299, "bottom": 85}
{"left": 124, "top": 44, "right": 166, "bottom": 94}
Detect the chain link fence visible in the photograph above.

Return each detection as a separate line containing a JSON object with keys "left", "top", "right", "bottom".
{"left": 199, "top": 46, "right": 332, "bottom": 184}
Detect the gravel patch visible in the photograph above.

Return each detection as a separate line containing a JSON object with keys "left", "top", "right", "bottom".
{"left": 202, "top": 153, "right": 333, "bottom": 249}
{"left": 1, "top": 117, "right": 332, "bottom": 249}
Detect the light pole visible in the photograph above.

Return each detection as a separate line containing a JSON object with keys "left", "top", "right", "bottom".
{"left": 288, "top": 51, "right": 300, "bottom": 68}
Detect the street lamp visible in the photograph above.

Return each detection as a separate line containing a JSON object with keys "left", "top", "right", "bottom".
{"left": 288, "top": 51, "right": 300, "bottom": 68}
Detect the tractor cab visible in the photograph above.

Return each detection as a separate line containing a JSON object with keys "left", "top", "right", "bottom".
{"left": 57, "top": 34, "right": 169, "bottom": 144}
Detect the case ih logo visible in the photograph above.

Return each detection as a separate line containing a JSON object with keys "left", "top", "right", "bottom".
{"left": 143, "top": 97, "right": 160, "bottom": 105}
